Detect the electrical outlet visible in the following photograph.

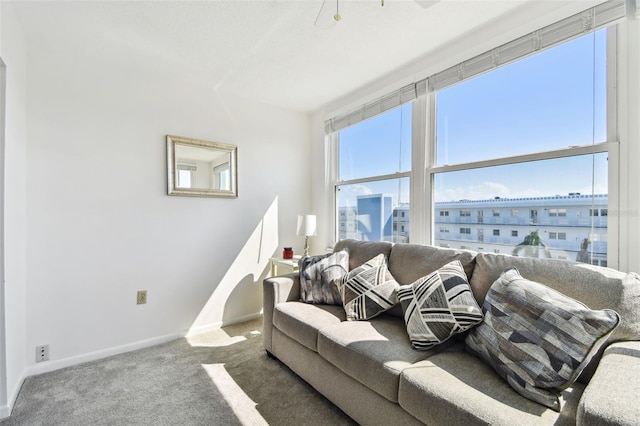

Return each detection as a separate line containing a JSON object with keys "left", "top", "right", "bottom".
{"left": 137, "top": 290, "right": 147, "bottom": 305}
{"left": 36, "top": 345, "right": 49, "bottom": 362}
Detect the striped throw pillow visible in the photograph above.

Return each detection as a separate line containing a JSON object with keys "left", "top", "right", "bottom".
{"left": 398, "top": 260, "right": 483, "bottom": 350}
{"left": 465, "top": 267, "right": 619, "bottom": 411}
{"left": 340, "top": 254, "right": 399, "bottom": 321}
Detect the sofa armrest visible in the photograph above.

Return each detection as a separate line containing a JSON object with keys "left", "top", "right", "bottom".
{"left": 262, "top": 273, "right": 300, "bottom": 353}
{"left": 578, "top": 341, "right": 640, "bottom": 426}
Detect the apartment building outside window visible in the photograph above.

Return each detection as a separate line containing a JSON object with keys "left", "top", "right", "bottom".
{"left": 590, "top": 208, "right": 608, "bottom": 217}
{"left": 549, "top": 209, "right": 567, "bottom": 217}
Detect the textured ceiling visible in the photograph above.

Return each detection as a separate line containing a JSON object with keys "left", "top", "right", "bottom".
{"left": 9, "top": 1, "right": 595, "bottom": 113}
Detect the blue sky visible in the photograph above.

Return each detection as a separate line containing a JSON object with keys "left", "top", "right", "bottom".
{"left": 338, "top": 29, "right": 608, "bottom": 207}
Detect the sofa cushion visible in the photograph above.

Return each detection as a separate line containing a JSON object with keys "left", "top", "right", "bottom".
{"left": 299, "top": 250, "right": 349, "bottom": 305}
{"left": 317, "top": 315, "right": 454, "bottom": 403}
{"left": 465, "top": 267, "right": 619, "bottom": 411}
{"left": 388, "top": 243, "right": 477, "bottom": 285}
{"left": 341, "top": 254, "right": 399, "bottom": 321}
{"left": 578, "top": 341, "right": 640, "bottom": 425}
{"left": 334, "top": 239, "right": 393, "bottom": 271}
{"left": 271, "top": 327, "right": 426, "bottom": 426}
{"left": 399, "top": 351, "right": 584, "bottom": 426}
{"left": 273, "top": 302, "right": 345, "bottom": 352}
{"left": 469, "top": 253, "right": 640, "bottom": 344}
{"left": 398, "top": 260, "right": 483, "bottom": 350}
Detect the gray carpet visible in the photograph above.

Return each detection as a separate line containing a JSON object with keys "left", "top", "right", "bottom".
{"left": 1, "top": 318, "right": 357, "bottom": 425}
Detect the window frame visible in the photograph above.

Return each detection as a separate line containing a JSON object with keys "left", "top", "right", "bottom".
{"left": 425, "top": 27, "right": 618, "bottom": 268}
{"left": 327, "top": 17, "right": 620, "bottom": 268}
{"left": 330, "top": 103, "right": 413, "bottom": 243}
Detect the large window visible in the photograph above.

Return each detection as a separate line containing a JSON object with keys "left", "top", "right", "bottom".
{"left": 335, "top": 104, "right": 412, "bottom": 243}
{"left": 433, "top": 29, "right": 611, "bottom": 264}
{"left": 328, "top": 2, "right": 622, "bottom": 266}
{"left": 435, "top": 32, "right": 606, "bottom": 166}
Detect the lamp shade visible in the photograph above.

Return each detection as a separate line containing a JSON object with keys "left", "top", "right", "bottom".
{"left": 297, "top": 214, "right": 317, "bottom": 237}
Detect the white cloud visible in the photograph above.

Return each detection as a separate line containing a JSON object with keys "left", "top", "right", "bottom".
{"left": 337, "top": 183, "right": 374, "bottom": 207}
{"left": 434, "top": 180, "right": 607, "bottom": 203}
{"left": 435, "top": 181, "right": 512, "bottom": 202}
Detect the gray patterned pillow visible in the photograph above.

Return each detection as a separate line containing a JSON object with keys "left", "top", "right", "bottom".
{"left": 465, "top": 267, "right": 620, "bottom": 412}
{"left": 341, "top": 253, "right": 399, "bottom": 321}
{"left": 299, "top": 250, "right": 349, "bottom": 305}
{"left": 398, "top": 260, "right": 483, "bottom": 350}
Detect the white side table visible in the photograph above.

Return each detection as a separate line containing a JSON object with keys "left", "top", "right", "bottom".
{"left": 270, "top": 255, "right": 301, "bottom": 276}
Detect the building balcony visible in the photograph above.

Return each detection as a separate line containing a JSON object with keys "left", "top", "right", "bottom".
{"left": 435, "top": 216, "right": 607, "bottom": 228}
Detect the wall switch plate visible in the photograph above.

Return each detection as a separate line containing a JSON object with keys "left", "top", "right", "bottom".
{"left": 36, "top": 345, "right": 49, "bottom": 362}
{"left": 137, "top": 290, "right": 147, "bottom": 305}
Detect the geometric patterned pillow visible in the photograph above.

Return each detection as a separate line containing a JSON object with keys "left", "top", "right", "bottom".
{"left": 465, "top": 267, "right": 620, "bottom": 412}
{"left": 299, "top": 250, "right": 349, "bottom": 305}
{"left": 398, "top": 260, "right": 483, "bottom": 350}
{"left": 340, "top": 254, "right": 399, "bottom": 321}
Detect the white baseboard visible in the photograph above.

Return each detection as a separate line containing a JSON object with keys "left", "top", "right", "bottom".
{"left": 185, "top": 321, "right": 224, "bottom": 337}
{"left": 222, "top": 312, "right": 262, "bottom": 328}
{"left": 25, "top": 313, "right": 264, "bottom": 377}
{"left": 25, "top": 331, "right": 183, "bottom": 377}
{"left": 185, "top": 312, "right": 262, "bottom": 337}
{"left": 0, "top": 405, "right": 10, "bottom": 420}
{"left": 1, "top": 369, "right": 27, "bottom": 420}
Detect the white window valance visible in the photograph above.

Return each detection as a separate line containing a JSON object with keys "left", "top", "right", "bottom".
{"left": 325, "top": 0, "right": 626, "bottom": 134}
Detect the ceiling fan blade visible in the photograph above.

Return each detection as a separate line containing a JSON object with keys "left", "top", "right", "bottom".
{"left": 414, "top": 0, "right": 439, "bottom": 9}
{"left": 314, "top": 0, "right": 338, "bottom": 29}
{"left": 314, "top": 0, "right": 327, "bottom": 26}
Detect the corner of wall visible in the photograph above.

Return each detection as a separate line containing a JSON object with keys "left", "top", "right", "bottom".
{"left": 0, "top": 57, "right": 8, "bottom": 419}
{"left": 309, "top": 110, "right": 332, "bottom": 253}
{"left": 0, "top": 371, "right": 25, "bottom": 420}
{"left": 1, "top": 1, "right": 29, "bottom": 418}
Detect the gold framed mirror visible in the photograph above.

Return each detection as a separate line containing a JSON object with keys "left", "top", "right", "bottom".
{"left": 167, "top": 135, "right": 238, "bottom": 198}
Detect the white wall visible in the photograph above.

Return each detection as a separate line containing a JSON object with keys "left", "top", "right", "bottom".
{"left": 21, "top": 39, "right": 311, "bottom": 375}
{"left": 1, "top": 2, "right": 28, "bottom": 417}
{"left": 0, "top": 56, "right": 6, "bottom": 415}
{"left": 618, "top": 16, "right": 640, "bottom": 273}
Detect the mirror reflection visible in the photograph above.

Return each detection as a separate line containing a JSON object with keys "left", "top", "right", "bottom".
{"left": 167, "top": 135, "right": 237, "bottom": 198}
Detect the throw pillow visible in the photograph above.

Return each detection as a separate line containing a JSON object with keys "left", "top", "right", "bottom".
{"left": 465, "top": 267, "right": 620, "bottom": 412}
{"left": 397, "top": 260, "right": 483, "bottom": 350}
{"left": 299, "top": 250, "right": 349, "bottom": 305}
{"left": 340, "top": 253, "right": 399, "bottom": 321}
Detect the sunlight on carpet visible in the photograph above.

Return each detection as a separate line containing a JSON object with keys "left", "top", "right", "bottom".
{"left": 202, "top": 363, "right": 268, "bottom": 426}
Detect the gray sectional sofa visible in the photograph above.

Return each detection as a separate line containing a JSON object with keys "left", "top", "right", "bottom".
{"left": 262, "top": 239, "right": 640, "bottom": 425}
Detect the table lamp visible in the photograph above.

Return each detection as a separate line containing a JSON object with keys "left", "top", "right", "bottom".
{"left": 297, "top": 214, "right": 317, "bottom": 256}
